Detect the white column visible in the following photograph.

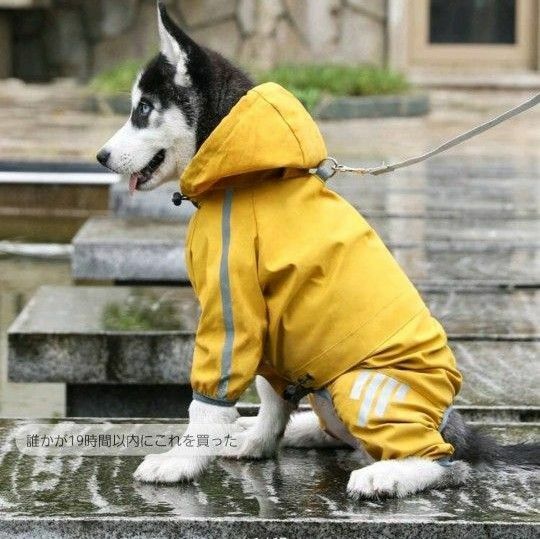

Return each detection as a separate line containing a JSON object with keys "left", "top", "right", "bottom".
{"left": 386, "top": 0, "right": 408, "bottom": 71}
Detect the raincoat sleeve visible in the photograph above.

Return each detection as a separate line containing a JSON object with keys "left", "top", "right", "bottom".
{"left": 186, "top": 189, "right": 268, "bottom": 406}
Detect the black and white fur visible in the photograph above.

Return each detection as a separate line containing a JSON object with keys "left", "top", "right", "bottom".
{"left": 99, "top": 3, "right": 539, "bottom": 499}
{"left": 97, "top": 2, "right": 251, "bottom": 191}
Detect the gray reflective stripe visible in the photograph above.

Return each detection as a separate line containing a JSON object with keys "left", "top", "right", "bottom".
{"left": 394, "top": 382, "right": 409, "bottom": 401}
{"left": 357, "top": 372, "right": 385, "bottom": 427}
{"left": 192, "top": 391, "right": 236, "bottom": 407}
{"left": 439, "top": 405, "right": 453, "bottom": 431}
{"left": 216, "top": 189, "right": 235, "bottom": 399}
{"left": 373, "top": 376, "right": 399, "bottom": 417}
{"left": 349, "top": 370, "right": 371, "bottom": 399}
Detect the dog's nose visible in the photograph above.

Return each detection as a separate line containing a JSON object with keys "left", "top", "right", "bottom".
{"left": 96, "top": 149, "right": 111, "bottom": 167}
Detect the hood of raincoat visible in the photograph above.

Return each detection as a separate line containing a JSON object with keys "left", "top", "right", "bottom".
{"left": 180, "top": 82, "right": 327, "bottom": 198}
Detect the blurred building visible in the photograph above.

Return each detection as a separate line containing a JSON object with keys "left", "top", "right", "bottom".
{"left": 0, "top": 0, "right": 539, "bottom": 85}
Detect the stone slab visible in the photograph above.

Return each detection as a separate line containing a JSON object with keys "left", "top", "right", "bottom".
{"left": 392, "top": 245, "right": 539, "bottom": 288}
{"left": 329, "top": 174, "right": 539, "bottom": 219}
{"left": 0, "top": 419, "right": 537, "bottom": 537}
{"left": 109, "top": 180, "right": 195, "bottom": 222}
{"left": 109, "top": 175, "right": 539, "bottom": 221}
{"left": 10, "top": 286, "right": 539, "bottom": 339}
{"left": 331, "top": 154, "right": 540, "bottom": 181}
{"left": 72, "top": 217, "right": 189, "bottom": 282}
{"left": 330, "top": 154, "right": 540, "bottom": 219}
{"left": 8, "top": 286, "right": 540, "bottom": 407}
{"left": 367, "top": 216, "right": 539, "bottom": 248}
{"left": 71, "top": 217, "right": 540, "bottom": 285}
{"left": 316, "top": 94, "right": 430, "bottom": 120}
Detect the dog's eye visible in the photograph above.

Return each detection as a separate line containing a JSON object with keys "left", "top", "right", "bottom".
{"left": 138, "top": 100, "right": 153, "bottom": 116}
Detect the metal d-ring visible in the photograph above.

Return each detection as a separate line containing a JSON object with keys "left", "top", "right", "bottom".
{"left": 312, "top": 157, "right": 339, "bottom": 182}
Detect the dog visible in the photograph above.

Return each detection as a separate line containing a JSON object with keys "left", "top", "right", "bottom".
{"left": 97, "top": 2, "right": 539, "bottom": 499}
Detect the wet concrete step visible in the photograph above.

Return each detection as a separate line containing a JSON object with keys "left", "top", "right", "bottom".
{"left": 107, "top": 201, "right": 540, "bottom": 251}
{"left": 329, "top": 174, "right": 539, "bottom": 219}
{"left": 72, "top": 217, "right": 189, "bottom": 282}
{"left": 8, "top": 286, "right": 539, "bottom": 410}
{"left": 0, "top": 162, "right": 116, "bottom": 242}
{"left": 110, "top": 175, "right": 539, "bottom": 221}
{"left": 332, "top": 154, "right": 540, "bottom": 181}
{"left": 72, "top": 216, "right": 540, "bottom": 285}
{"left": 0, "top": 418, "right": 537, "bottom": 537}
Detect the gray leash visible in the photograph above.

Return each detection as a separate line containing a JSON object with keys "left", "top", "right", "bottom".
{"left": 316, "top": 92, "right": 540, "bottom": 180}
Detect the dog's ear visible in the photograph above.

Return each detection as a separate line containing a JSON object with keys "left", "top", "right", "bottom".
{"left": 157, "top": 1, "right": 206, "bottom": 86}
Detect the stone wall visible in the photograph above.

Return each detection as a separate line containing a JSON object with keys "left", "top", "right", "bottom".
{"left": 0, "top": 0, "right": 387, "bottom": 81}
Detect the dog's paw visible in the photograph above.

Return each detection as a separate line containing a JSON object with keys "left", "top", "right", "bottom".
{"left": 233, "top": 428, "right": 279, "bottom": 460}
{"left": 347, "top": 458, "right": 448, "bottom": 499}
{"left": 235, "top": 416, "right": 257, "bottom": 430}
{"left": 133, "top": 451, "right": 212, "bottom": 483}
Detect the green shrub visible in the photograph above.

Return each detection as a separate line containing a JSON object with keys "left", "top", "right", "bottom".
{"left": 90, "top": 60, "right": 142, "bottom": 95}
{"left": 257, "top": 64, "right": 410, "bottom": 110}
{"left": 102, "top": 291, "right": 183, "bottom": 331}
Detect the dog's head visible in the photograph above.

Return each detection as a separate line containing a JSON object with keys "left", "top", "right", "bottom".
{"left": 97, "top": 2, "right": 253, "bottom": 192}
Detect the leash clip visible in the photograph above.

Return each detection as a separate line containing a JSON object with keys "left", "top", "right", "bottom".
{"left": 313, "top": 157, "right": 340, "bottom": 181}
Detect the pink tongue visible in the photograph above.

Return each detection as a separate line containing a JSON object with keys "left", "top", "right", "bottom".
{"left": 129, "top": 173, "right": 139, "bottom": 194}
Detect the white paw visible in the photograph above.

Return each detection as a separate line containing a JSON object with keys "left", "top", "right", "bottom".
{"left": 282, "top": 411, "right": 349, "bottom": 449}
{"left": 235, "top": 416, "right": 257, "bottom": 430}
{"left": 234, "top": 428, "right": 279, "bottom": 460}
{"left": 347, "top": 458, "right": 446, "bottom": 499}
{"left": 133, "top": 450, "right": 212, "bottom": 483}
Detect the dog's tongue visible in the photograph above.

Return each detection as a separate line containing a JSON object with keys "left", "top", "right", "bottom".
{"left": 129, "top": 173, "right": 139, "bottom": 194}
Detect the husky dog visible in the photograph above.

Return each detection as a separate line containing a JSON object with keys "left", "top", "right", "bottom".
{"left": 97, "top": 3, "right": 539, "bottom": 499}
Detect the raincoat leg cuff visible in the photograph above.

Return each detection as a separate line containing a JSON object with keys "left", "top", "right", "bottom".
{"left": 192, "top": 391, "right": 237, "bottom": 407}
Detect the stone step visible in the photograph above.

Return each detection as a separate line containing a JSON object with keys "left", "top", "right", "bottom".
{"left": 72, "top": 216, "right": 540, "bottom": 285}
{"left": 0, "top": 418, "right": 537, "bottom": 537}
{"left": 110, "top": 181, "right": 195, "bottom": 222}
{"left": 333, "top": 154, "right": 540, "bottom": 180}
{"left": 109, "top": 174, "right": 539, "bottom": 221}
{"left": 72, "top": 217, "right": 189, "bottom": 282}
{"left": 333, "top": 175, "right": 540, "bottom": 219}
{"left": 9, "top": 286, "right": 539, "bottom": 409}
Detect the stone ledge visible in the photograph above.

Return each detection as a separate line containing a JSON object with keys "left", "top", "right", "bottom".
{"left": 70, "top": 217, "right": 540, "bottom": 285}
{"left": 411, "top": 71, "right": 540, "bottom": 91}
{"left": 111, "top": 172, "right": 540, "bottom": 221}
{"left": 85, "top": 93, "right": 430, "bottom": 120}
{"left": 0, "top": 419, "right": 537, "bottom": 537}
{"left": 0, "top": 518, "right": 536, "bottom": 538}
{"left": 316, "top": 93, "right": 430, "bottom": 120}
{"left": 110, "top": 181, "right": 195, "bottom": 222}
{"left": 72, "top": 217, "right": 189, "bottom": 282}
{"left": 8, "top": 286, "right": 539, "bottom": 408}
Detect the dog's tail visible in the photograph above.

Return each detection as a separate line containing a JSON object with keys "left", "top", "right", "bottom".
{"left": 442, "top": 409, "right": 540, "bottom": 466}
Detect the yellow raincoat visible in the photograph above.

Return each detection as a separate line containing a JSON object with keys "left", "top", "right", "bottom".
{"left": 182, "top": 83, "right": 462, "bottom": 460}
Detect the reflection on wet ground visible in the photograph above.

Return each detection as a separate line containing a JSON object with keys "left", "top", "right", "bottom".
{"left": 0, "top": 418, "right": 538, "bottom": 521}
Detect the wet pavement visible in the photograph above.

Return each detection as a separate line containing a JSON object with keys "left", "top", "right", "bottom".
{"left": 0, "top": 418, "right": 538, "bottom": 537}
